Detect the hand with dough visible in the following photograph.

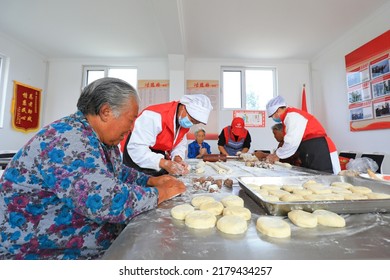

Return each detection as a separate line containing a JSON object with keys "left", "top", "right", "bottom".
{"left": 148, "top": 176, "right": 186, "bottom": 204}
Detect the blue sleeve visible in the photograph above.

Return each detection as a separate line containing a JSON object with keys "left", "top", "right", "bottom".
{"left": 187, "top": 141, "right": 198, "bottom": 158}
{"left": 204, "top": 142, "right": 212, "bottom": 154}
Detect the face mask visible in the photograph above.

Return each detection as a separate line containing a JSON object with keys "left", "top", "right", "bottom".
{"left": 179, "top": 116, "right": 194, "bottom": 128}
{"left": 272, "top": 117, "right": 282, "bottom": 123}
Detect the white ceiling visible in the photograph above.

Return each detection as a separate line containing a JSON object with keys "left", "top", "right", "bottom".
{"left": 0, "top": 0, "right": 389, "bottom": 60}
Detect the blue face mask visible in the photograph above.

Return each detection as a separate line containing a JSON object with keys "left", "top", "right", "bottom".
{"left": 179, "top": 116, "right": 194, "bottom": 128}
{"left": 272, "top": 117, "right": 282, "bottom": 123}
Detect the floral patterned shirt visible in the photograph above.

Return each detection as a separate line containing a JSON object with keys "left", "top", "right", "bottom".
{"left": 0, "top": 111, "right": 158, "bottom": 259}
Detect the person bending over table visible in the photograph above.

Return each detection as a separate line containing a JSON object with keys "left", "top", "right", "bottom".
{"left": 123, "top": 94, "right": 213, "bottom": 176}
{"left": 0, "top": 78, "right": 185, "bottom": 260}
{"left": 265, "top": 95, "right": 340, "bottom": 174}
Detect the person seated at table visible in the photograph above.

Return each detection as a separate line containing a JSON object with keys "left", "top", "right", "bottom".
{"left": 0, "top": 78, "right": 185, "bottom": 260}
{"left": 254, "top": 123, "right": 301, "bottom": 166}
{"left": 218, "top": 117, "right": 251, "bottom": 156}
{"left": 187, "top": 127, "right": 212, "bottom": 159}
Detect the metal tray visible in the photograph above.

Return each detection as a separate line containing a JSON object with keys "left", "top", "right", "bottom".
{"left": 237, "top": 175, "right": 390, "bottom": 216}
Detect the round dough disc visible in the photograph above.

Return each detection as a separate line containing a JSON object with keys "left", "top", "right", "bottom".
{"left": 256, "top": 216, "right": 291, "bottom": 238}
{"left": 199, "top": 201, "right": 224, "bottom": 216}
{"left": 171, "top": 203, "right": 195, "bottom": 220}
{"left": 221, "top": 195, "right": 244, "bottom": 207}
{"left": 222, "top": 206, "right": 251, "bottom": 220}
{"left": 288, "top": 210, "right": 318, "bottom": 228}
{"left": 216, "top": 215, "right": 248, "bottom": 234}
{"left": 185, "top": 210, "right": 217, "bottom": 229}
{"left": 191, "top": 195, "right": 215, "bottom": 208}
{"left": 312, "top": 209, "right": 346, "bottom": 227}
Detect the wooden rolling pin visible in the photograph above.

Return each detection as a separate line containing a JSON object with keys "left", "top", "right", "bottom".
{"left": 202, "top": 154, "right": 239, "bottom": 162}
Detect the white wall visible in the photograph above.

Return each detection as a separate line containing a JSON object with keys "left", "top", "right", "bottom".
{"left": 186, "top": 58, "right": 311, "bottom": 154}
{"left": 311, "top": 1, "right": 390, "bottom": 155}
{"left": 0, "top": 32, "right": 47, "bottom": 151}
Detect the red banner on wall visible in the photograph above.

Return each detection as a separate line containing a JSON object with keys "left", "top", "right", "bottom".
{"left": 11, "top": 81, "right": 42, "bottom": 132}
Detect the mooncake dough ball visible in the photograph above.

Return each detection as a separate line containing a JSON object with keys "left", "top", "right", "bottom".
{"left": 221, "top": 195, "right": 244, "bottom": 207}
{"left": 304, "top": 194, "right": 344, "bottom": 201}
{"left": 330, "top": 182, "right": 354, "bottom": 189}
{"left": 199, "top": 201, "right": 224, "bottom": 215}
{"left": 260, "top": 184, "right": 281, "bottom": 191}
{"left": 302, "top": 180, "right": 318, "bottom": 188}
{"left": 350, "top": 186, "right": 372, "bottom": 194}
{"left": 195, "top": 166, "right": 205, "bottom": 173}
{"left": 280, "top": 194, "right": 305, "bottom": 202}
{"left": 268, "top": 189, "right": 291, "bottom": 198}
{"left": 312, "top": 209, "right": 346, "bottom": 227}
{"left": 246, "top": 183, "right": 261, "bottom": 191}
{"left": 254, "top": 189, "right": 269, "bottom": 197}
{"left": 171, "top": 203, "right": 195, "bottom": 220}
{"left": 222, "top": 206, "right": 251, "bottom": 220}
{"left": 216, "top": 215, "right": 248, "bottom": 234}
{"left": 366, "top": 192, "right": 390, "bottom": 199}
{"left": 261, "top": 195, "right": 280, "bottom": 202}
{"left": 191, "top": 195, "right": 215, "bottom": 208}
{"left": 256, "top": 216, "right": 291, "bottom": 238}
{"left": 185, "top": 210, "right": 217, "bottom": 229}
{"left": 288, "top": 210, "right": 318, "bottom": 228}
{"left": 343, "top": 193, "right": 368, "bottom": 200}
{"left": 330, "top": 187, "right": 352, "bottom": 194}
{"left": 293, "top": 188, "right": 313, "bottom": 196}
{"left": 282, "top": 184, "right": 304, "bottom": 192}
{"left": 306, "top": 184, "right": 332, "bottom": 194}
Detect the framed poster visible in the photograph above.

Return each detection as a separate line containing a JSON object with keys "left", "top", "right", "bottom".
{"left": 233, "top": 110, "right": 265, "bottom": 127}
{"left": 11, "top": 81, "right": 42, "bottom": 132}
{"left": 345, "top": 30, "right": 390, "bottom": 131}
{"left": 137, "top": 80, "right": 169, "bottom": 111}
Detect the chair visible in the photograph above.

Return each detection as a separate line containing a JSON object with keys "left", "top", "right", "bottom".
{"left": 0, "top": 152, "right": 16, "bottom": 170}
{"left": 360, "top": 153, "right": 385, "bottom": 173}
{"left": 338, "top": 151, "right": 357, "bottom": 159}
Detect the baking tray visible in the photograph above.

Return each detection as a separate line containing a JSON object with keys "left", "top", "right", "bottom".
{"left": 237, "top": 175, "right": 390, "bottom": 216}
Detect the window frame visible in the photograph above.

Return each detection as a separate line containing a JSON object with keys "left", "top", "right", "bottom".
{"left": 221, "top": 66, "right": 277, "bottom": 110}
{"left": 0, "top": 53, "right": 10, "bottom": 128}
{"left": 81, "top": 65, "right": 137, "bottom": 88}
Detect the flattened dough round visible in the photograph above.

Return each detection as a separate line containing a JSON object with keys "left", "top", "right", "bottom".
{"left": 221, "top": 195, "right": 244, "bottom": 207}
{"left": 256, "top": 216, "right": 291, "bottom": 238}
{"left": 216, "top": 215, "right": 247, "bottom": 234}
{"left": 350, "top": 186, "right": 372, "bottom": 194}
{"left": 199, "top": 201, "right": 224, "bottom": 215}
{"left": 330, "top": 182, "right": 353, "bottom": 189}
{"left": 185, "top": 210, "right": 217, "bottom": 229}
{"left": 312, "top": 209, "right": 346, "bottom": 227}
{"left": 170, "top": 203, "right": 195, "bottom": 220}
{"left": 222, "top": 206, "right": 251, "bottom": 220}
{"left": 288, "top": 210, "right": 317, "bottom": 228}
{"left": 191, "top": 195, "right": 215, "bottom": 208}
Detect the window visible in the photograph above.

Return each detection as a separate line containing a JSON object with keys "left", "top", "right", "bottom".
{"left": 0, "top": 53, "right": 9, "bottom": 128}
{"left": 221, "top": 67, "right": 276, "bottom": 110}
{"left": 82, "top": 66, "right": 137, "bottom": 89}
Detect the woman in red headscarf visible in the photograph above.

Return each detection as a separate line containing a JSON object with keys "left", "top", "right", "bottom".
{"left": 217, "top": 117, "right": 251, "bottom": 156}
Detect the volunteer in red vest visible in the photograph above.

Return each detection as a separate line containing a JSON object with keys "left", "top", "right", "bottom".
{"left": 123, "top": 94, "right": 213, "bottom": 176}
{"left": 265, "top": 95, "right": 341, "bottom": 174}
{"left": 217, "top": 117, "right": 251, "bottom": 156}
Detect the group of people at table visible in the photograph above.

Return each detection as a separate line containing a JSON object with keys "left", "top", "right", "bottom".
{"left": 0, "top": 77, "right": 340, "bottom": 259}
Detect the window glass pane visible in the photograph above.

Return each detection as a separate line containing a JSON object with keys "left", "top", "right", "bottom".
{"left": 108, "top": 68, "right": 137, "bottom": 89}
{"left": 87, "top": 70, "right": 104, "bottom": 85}
{"left": 245, "top": 69, "right": 274, "bottom": 110}
{"left": 223, "top": 71, "right": 242, "bottom": 108}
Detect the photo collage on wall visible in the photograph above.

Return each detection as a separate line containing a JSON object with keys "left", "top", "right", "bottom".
{"left": 345, "top": 30, "right": 390, "bottom": 131}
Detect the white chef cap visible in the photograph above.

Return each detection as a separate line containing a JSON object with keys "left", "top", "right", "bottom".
{"left": 266, "top": 95, "right": 287, "bottom": 117}
{"left": 180, "top": 94, "right": 213, "bottom": 124}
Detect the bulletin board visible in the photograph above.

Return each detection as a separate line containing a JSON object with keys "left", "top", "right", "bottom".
{"left": 345, "top": 30, "right": 390, "bottom": 131}
{"left": 137, "top": 80, "right": 169, "bottom": 111}
{"left": 186, "top": 80, "right": 219, "bottom": 140}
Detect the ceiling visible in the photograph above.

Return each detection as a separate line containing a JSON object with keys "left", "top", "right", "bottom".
{"left": 0, "top": 0, "right": 389, "bottom": 60}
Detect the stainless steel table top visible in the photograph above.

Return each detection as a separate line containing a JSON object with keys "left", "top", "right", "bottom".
{"left": 102, "top": 160, "right": 390, "bottom": 260}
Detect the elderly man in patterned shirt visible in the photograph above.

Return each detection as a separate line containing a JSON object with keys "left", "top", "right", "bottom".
{"left": 0, "top": 77, "right": 185, "bottom": 259}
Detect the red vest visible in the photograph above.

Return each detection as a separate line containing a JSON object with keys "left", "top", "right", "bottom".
{"left": 281, "top": 107, "right": 336, "bottom": 152}
{"left": 144, "top": 101, "right": 190, "bottom": 153}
